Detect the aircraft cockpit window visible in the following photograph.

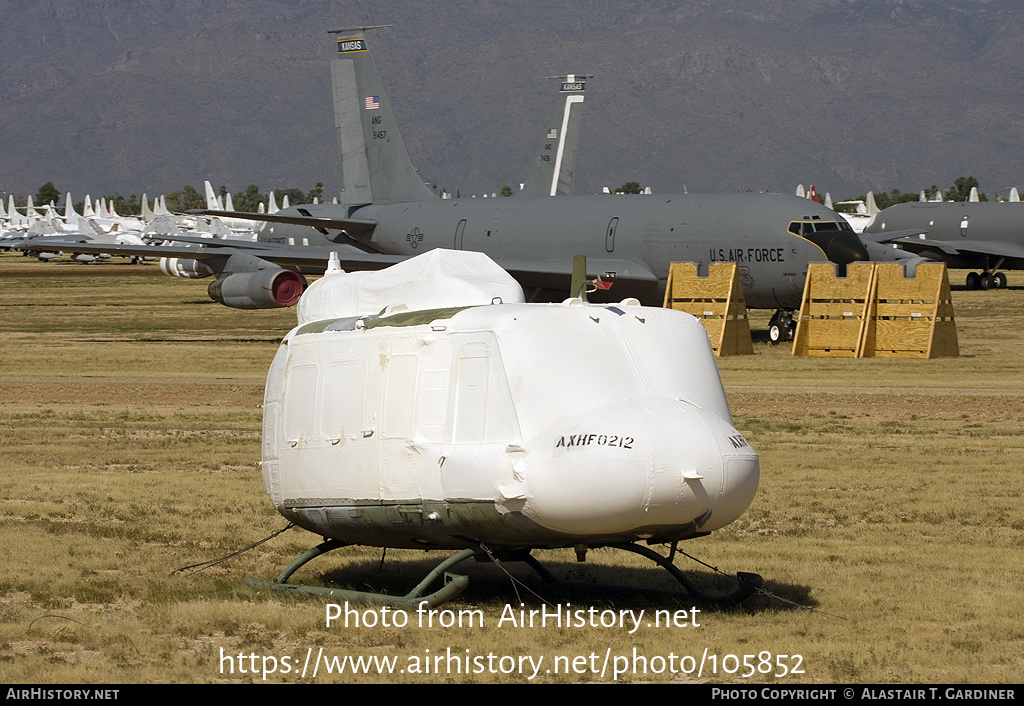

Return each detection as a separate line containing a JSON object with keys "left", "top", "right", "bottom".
{"left": 788, "top": 221, "right": 813, "bottom": 236}
{"left": 788, "top": 220, "right": 851, "bottom": 236}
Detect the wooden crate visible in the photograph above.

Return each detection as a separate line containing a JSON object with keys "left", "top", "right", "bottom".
{"left": 867, "top": 263, "right": 959, "bottom": 358}
{"left": 792, "top": 262, "right": 958, "bottom": 358}
{"left": 663, "top": 262, "right": 752, "bottom": 356}
{"left": 792, "top": 262, "right": 876, "bottom": 357}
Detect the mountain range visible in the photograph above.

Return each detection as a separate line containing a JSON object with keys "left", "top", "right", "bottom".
{"left": 2, "top": 0, "right": 1023, "bottom": 203}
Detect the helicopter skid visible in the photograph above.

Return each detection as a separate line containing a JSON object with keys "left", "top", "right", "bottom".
{"left": 246, "top": 538, "right": 761, "bottom": 608}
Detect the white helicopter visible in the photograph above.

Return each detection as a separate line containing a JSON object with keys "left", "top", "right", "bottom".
{"left": 255, "top": 249, "right": 761, "bottom": 606}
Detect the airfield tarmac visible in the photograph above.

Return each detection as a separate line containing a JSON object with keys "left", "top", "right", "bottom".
{"left": 0, "top": 255, "right": 1021, "bottom": 683}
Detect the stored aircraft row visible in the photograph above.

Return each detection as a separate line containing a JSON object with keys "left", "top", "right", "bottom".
{"left": 19, "top": 25, "right": 869, "bottom": 338}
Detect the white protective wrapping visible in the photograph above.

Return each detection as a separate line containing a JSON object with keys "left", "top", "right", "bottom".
{"left": 297, "top": 249, "right": 525, "bottom": 324}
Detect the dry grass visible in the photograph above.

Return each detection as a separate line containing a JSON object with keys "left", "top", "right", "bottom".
{"left": 1, "top": 255, "right": 1022, "bottom": 683}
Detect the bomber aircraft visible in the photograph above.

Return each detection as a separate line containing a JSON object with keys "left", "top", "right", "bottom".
{"left": 24, "top": 25, "right": 869, "bottom": 340}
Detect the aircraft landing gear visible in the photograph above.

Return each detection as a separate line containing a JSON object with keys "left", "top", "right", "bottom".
{"left": 966, "top": 271, "right": 1007, "bottom": 290}
{"left": 768, "top": 309, "right": 796, "bottom": 344}
{"left": 246, "top": 538, "right": 763, "bottom": 608}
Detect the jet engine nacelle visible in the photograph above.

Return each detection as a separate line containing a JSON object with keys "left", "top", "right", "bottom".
{"left": 159, "top": 257, "right": 215, "bottom": 279}
{"left": 207, "top": 268, "right": 307, "bottom": 309}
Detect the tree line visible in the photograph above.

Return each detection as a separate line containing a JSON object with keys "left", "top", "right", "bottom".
{"left": 844, "top": 176, "right": 991, "bottom": 212}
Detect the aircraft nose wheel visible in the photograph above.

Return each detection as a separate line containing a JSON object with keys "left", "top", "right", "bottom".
{"left": 768, "top": 310, "right": 795, "bottom": 344}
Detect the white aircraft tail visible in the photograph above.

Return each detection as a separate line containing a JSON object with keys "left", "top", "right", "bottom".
{"left": 1010, "top": 187, "right": 1020, "bottom": 202}
{"left": 520, "top": 75, "right": 589, "bottom": 197}
{"left": 79, "top": 218, "right": 106, "bottom": 237}
{"left": 204, "top": 181, "right": 222, "bottom": 210}
{"left": 969, "top": 186, "right": 980, "bottom": 202}
{"left": 63, "top": 194, "right": 79, "bottom": 229}
{"left": 268, "top": 191, "right": 279, "bottom": 214}
{"left": 7, "top": 195, "right": 23, "bottom": 227}
{"left": 328, "top": 26, "right": 437, "bottom": 205}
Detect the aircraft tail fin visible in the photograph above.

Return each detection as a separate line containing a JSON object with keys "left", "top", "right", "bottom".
{"left": 329, "top": 26, "right": 436, "bottom": 205}
{"left": 63, "top": 193, "right": 79, "bottom": 229}
{"left": 865, "top": 191, "right": 879, "bottom": 217}
{"left": 520, "top": 75, "right": 590, "bottom": 197}
{"left": 1011, "top": 187, "right": 1020, "bottom": 202}
{"left": 204, "top": 181, "right": 223, "bottom": 210}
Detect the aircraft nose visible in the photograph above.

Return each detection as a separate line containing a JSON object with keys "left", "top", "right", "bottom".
{"left": 809, "top": 230, "right": 870, "bottom": 266}
{"left": 513, "top": 399, "right": 758, "bottom": 539}
{"left": 644, "top": 403, "right": 760, "bottom": 533}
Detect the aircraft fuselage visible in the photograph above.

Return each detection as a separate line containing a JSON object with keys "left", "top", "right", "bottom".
{"left": 263, "top": 192, "right": 864, "bottom": 310}
{"left": 865, "top": 201, "right": 1024, "bottom": 271}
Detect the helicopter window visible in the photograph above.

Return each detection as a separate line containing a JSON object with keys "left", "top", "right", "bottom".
{"left": 382, "top": 355, "right": 419, "bottom": 438}
{"left": 452, "top": 342, "right": 515, "bottom": 444}
{"left": 322, "top": 360, "right": 368, "bottom": 440}
{"left": 282, "top": 363, "right": 318, "bottom": 442}
{"left": 497, "top": 317, "right": 643, "bottom": 437}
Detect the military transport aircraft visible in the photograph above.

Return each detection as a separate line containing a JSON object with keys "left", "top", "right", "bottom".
{"left": 862, "top": 199, "right": 1024, "bottom": 290}
{"left": 25, "top": 25, "right": 868, "bottom": 338}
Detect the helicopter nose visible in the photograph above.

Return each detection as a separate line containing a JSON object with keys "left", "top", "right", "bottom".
{"left": 642, "top": 401, "right": 759, "bottom": 533}
{"left": 512, "top": 399, "right": 758, "bottom": 539}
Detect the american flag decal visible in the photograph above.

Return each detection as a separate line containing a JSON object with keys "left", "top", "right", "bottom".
{"left": 365, "top": 96, "right": 380, "bottom": 110}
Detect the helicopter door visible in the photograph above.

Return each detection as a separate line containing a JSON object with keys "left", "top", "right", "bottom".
{"left": 441, "top": 340, "right": 518, "bottom": 499}
{"left": 379, "top": 354, "right": 421, "bottom": 500}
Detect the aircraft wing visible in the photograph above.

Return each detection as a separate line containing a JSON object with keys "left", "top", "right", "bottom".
{"left": 859, "top": 228, "right": 928, "bottom": 244}
{"left": 187, "top": 208, "right": 378, "bottom": 238}
{"left": 497, "top": 257, "right": 658, "bottom": 292}
{"left": 11, "top": 238, "right": 404, "bottom": 271}
{"left": 872, "top": 234, "right": 1024, "bottom": 260}
{"left": 16, "top": 236, "right": 659, "bottom": 303}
